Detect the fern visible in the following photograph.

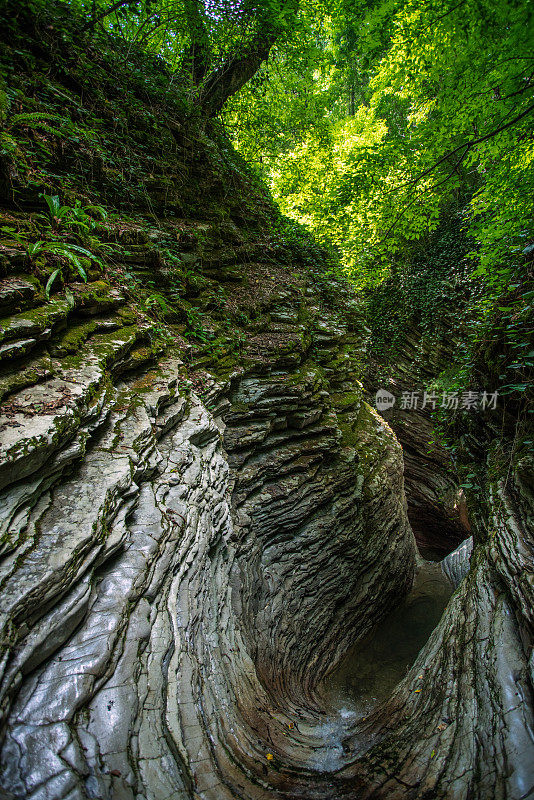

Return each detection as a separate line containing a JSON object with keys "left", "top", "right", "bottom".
{"left": 38, "top": 194, "right": 108, "bottom": 232}
{"left": 45, "top": 268, "right": 61, "bottom": 299}
{"left": 9, "top": 112, "right": 80, "bottom": 139}
{"left": 10, "top": 112, "right": 67, "bottom": 127}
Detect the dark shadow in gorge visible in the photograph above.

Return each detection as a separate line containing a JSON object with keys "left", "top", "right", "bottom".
{"left": 365, "top": 329, "right": 472, "bottom": 560}
{"left": 378, "top": 402, "right": 471, "bottom": 558}
{"left": 307, "top": 558, "right": 454, "bottom": 773}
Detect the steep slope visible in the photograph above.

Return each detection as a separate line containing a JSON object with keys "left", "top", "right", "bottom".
{"left": 0, "top": 3, "right": 417, "bottom": 798}
{"left": 0, "top": 3, "right": 533, "bottom": 800}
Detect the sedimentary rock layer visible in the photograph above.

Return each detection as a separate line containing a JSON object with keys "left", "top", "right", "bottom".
{"left": 0, "top": 270, "right": 416, "bottom": 799}
{"left": 368, "top": 330, "right": 470, "bottom": 555}
{"left": 0, "top": 7, "right": 533, "bottom": 796}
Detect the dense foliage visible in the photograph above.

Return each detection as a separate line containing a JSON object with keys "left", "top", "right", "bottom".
{"left": 2, "top": 0, "right": 532, "bottom": 410}
{"left": 64, "top": 0, "right": 302, "bottom": 116}
{"left": 226, "top": 0, "right": 533, "bottom": 283}
{"left": 55, "top": 0, "right": 533, "bottom": 292}
{"left": 224, "top": 0, "right": 534, "bottom": 411}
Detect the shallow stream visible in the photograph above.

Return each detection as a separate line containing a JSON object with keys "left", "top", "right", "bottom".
{"left": 309, "top": 557, "right": 453, "bottom": 771}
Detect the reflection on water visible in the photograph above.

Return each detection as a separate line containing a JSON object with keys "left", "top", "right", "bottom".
{"left": 310, "top": 559, "right": 453, "bottom": 771}
{"left": 323, "top": 559, "right": 453, "bottom": 714}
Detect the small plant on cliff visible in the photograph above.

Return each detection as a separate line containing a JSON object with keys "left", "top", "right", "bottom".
{"left": 33, "top": 242, "right": 101, "bottom": 297}
{"left": 38, "top": 194, "right": 107, "bottom": 234}
{"left": 0, "top": 192, "right": 111, "bottom": 297}
{"left": 8, "top": 112, "right": 76, "bottom": 138}
{"left": 184, "top": 307, "right": 209, "bottom": 342}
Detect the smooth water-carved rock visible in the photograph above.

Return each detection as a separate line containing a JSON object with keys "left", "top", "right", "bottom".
{"left": 4, "top": 260, "right": 531, "bottom": 800}
{"left": 441, "top": 536, "right": 473, "bottom": 586}
{"left": 0, "top": 271, "right": 416, "bottom": 800}
{"left": 328, "top": 469, "right": 534, "bottom": 800}
{"left": 0, "top": 8, "right": 533, "bottom": 796}
{"left": 368, "top": 332, "right": 470, "bottom": 556}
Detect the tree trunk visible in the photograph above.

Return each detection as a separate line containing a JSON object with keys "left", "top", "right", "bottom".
{"left": 198, "top": 0, "right": 299, "bottom": 117}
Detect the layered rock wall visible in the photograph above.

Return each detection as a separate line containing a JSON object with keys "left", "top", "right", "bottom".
{"left": 367, "top": 330, "right": 470, "bottom": 555}
{"left": 0, "top": 269, "right": 416, "bottom": 799}
{"left": 0, "top": 6, "right": 533, "bottom": 799}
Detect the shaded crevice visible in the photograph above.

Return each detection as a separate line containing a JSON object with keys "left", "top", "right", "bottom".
{"left": 0, "top": 9, "right": 531, "bottom": 793}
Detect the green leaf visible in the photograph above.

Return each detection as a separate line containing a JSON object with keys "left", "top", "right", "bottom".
{"left": 45, "top": 269, "right": 61, "bottom": 299}
{"left": 41, "top": 194, "right": 61, "bottom": 218}
{"left": 27, "top": 240, "right": 44, "bottom": 257}
{"left": 83, "top": 204, "right": 107, "bottom": 220}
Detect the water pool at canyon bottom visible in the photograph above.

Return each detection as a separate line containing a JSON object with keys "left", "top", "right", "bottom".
{"left": 310, "top": 558, "right": 454, "bottom": 771}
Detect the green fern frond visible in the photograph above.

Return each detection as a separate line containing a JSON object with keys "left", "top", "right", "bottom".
{"left": 10, "top": 112, "right": 67, "bottom": 127}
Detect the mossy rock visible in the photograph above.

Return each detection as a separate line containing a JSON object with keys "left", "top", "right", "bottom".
{"left": 51, "top": 320, "right": 98, "bottom": 356}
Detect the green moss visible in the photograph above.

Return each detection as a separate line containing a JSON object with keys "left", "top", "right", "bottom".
{"left": 0, "top": 298, "right": 70, "bottom": 345}
{"left": 0, "top": 356, "right": 54, "bottom": 403}
{"left": 230, "top": 401, "right": 250, "bottom": 413}
{"left": 53, "top": 320, "right": 97, "bottom": 355}
{"left": 331, "top": 390, "right": 361, "bottom": 409}
{"left": 297, "top": 298, "right": 310, "bottom": 319}
{"left": 127, "top": 346, "right": 156, "bottom": 368}
{"left": 59, "top": 352, "right": 86, "bottom": 370}
{"left": 117, "top": 307, "right": 137, "bottom": 325}
{"left": 77, "top": 280, "right": 113, "bottom": 300}
{"left": 285, "top": 364, "right": 325, "bottom": 389}
{"left": 208, "top": 355, "right": 241, "bottom": 381}
{"left": 89, "top": 324, "right": 144, "bottom": 359}
{"left": 338, "top": 422, "right": 360, "bottom": 449}
{"left": 338, "top": 402, "right": 386, "bottom": 484}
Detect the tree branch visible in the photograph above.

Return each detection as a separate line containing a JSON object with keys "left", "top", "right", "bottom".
{"left": 380, "top": 150, "right": 467, "bottom": 243}
{"left": 198, "top": 39, "right": 276, "bottom": 116}
{"left": 82, "top": 0, "right": 131, "bottom": 31}
{"left": 181, "top": 0, "right": 211, "bottom": 85}
{"left": 379, "top": 101, "right": 534, "bottom": 243}
{"left": 198, "top": 0, "right": 299, "bottom": 117}
{"left": 388, "top": 102, "right": 534, "bottom": 195}
{"left": 501, "top": 79, "right": 534, "bottom": 101}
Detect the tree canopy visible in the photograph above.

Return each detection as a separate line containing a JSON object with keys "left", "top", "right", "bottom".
{"left": 70, "top": 0, "right": 301, "bottom": 116}
{"left": 55, "top": 0, "right": 534, "bottom": 402}
{"left": 224, "top": 0, "right": 533, "bottom": 290}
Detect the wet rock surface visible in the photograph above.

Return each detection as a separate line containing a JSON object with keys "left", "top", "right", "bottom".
{"left": 0, "top": 268, "right": 417, "bottom": 800}
{"left": 1, "top": 264, "right": 532, "bottom": 800}
{"left": 0, "top": 8, "right": 533, "bottom": 797}
{"left": 319, "top": 557, "right": 454, "bottom": 723}
{"left": 441, "top": 536, "right": 473, "bottom": 587}
{"left": 368, "top": 331, "right": 470, "bottom": 556}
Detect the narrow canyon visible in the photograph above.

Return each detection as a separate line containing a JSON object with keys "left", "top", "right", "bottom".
{"left": 0, "top": 5, "right": 533, "bottom": 799}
